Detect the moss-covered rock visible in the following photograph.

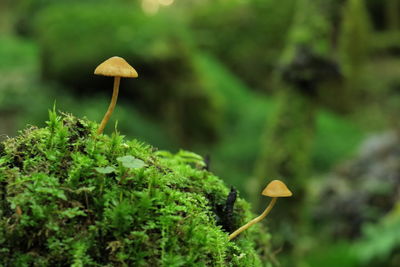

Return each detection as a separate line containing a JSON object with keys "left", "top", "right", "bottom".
{"left": 0, "top": 111, "right": 270, "bottom": 266}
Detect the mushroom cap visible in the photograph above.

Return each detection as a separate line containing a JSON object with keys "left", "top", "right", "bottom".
{"left": 262, "top": 180, "right": 292, "bottom": 197}
{"left": 94, "top": 56, "right": 138, "bottom": 78}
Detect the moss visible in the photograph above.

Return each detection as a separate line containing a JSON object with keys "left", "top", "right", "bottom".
{"left": 0, "top": 111, "right": 270, "bottom": 266}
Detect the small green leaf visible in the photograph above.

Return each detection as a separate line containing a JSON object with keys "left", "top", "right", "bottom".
{"left": 95, "top": 166, "right": 116, "bottom": 174}
{"left": 75, "top": 186, "right": 96, "bottom": 194}
{"left": 177, "top": 150, "right": 203, "bottom": 161}
{"left": 60, "top": 207, "right": 86, "bottom": 219}
{"left": 176, "top": 150, "right": 206, "bottom": 167}
{"left": 117, "top": 155, "right": 146, "bottom": 169}
{"left": 155, "top": 150, "right": 173, "bottom": 158}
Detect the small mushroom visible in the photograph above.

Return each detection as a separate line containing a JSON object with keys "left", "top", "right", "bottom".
{"left": 228, "top": 180, "right": 292, "bottom": 241}
{"left": 94, "top": 56, "right": 138, "bottom": 134}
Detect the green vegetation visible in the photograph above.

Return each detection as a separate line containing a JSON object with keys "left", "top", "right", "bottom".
{"left": 2, "top": 0, "right": 400, "bottom": 265}
{"left": 191, "top": 0, "right": 296, "bottom": 92}
{"left": 0, "top": 111, "right": 270, "bottom": 266}
{"left": 356, "top": 204, "right": 400, "bottom": 266}
{"left": 33, "top": 3, "right": 222, "bottom": 145}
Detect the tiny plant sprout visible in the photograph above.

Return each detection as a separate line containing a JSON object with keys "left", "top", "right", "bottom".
{"left": 94, "top": 56, "right": 138, "bottom": 134}
{"left": 229, "top": 179, "right": 292, "bottom": 241}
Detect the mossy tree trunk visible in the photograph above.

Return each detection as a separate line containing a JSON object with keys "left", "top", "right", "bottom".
{"left": 251, "top": 86, "right": 318, "bottom": 258}
{"left": 339, "top": 0, "right": 371, "bottom": 108}
{"left": 386, "top": 0, "right": 400, "bottom": 31}
{"left": 250, "top": 0, "right": 338, "bottom": 257}
{"left": 252, "top": 0, "right": 332, "bottom": 205}
{"left": 252, "top": 87, "right": 316, "bottom": 201}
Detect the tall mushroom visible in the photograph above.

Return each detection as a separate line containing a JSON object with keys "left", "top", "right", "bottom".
{"left": 229, "top": 180, "right": 292, "bottom": 241}
{"left": 94, "top": 56, "right": 138, "bottom": 134}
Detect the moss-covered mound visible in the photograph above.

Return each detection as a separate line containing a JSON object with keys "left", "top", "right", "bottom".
{"left": 0, "top": 111, "right": 270, "bottom": 266}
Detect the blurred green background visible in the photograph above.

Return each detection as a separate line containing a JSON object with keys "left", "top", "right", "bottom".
{"left": 1, "top": 0, "right": 400, "bottom": 266}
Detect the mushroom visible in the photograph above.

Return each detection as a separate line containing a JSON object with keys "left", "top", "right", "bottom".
{"left": 228, "top": 180, "right": 292, "bottom": 241}
{"left": 94, "top": 56, "right": 138, "bottom": 134}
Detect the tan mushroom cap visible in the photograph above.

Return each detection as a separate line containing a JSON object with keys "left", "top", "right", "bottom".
{"left": 94, "top": 56, "right": 138, "bottom": 78}
{"left": 262, "top": 180, "right": 292, "bottom": 197}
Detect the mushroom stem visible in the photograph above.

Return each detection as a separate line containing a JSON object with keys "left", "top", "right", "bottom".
{"left": 229, "top": 197, "right": 277, "bottom": 241}
{"left": 97, "top": 76, "right": 121, "bottom": 134}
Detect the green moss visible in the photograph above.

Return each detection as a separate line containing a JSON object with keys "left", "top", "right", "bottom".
{"left": 0, "top": 111, "right": 270, "bottom": 266}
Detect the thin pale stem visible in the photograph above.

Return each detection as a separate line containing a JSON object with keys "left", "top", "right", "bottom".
{"left": 97, "top": 76, "right": 120, "bottom": 134}
{"left": 229, "top": 197, "right": 277, "bottom": 241}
